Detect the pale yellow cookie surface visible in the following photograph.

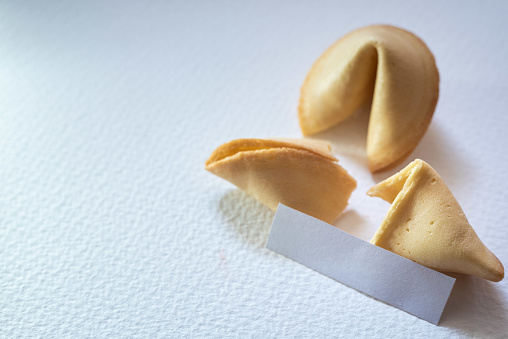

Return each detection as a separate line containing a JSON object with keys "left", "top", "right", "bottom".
{"left": 368, "top": 159, "right": 504, "bottom": 282}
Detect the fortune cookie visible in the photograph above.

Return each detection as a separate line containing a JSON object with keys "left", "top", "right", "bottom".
{"left": 299, "top": 25, "right": 439, "bottom": 173}
{"left": 368, "top": 159, "right": 504, "bottom": 282}
{"left": 205, "top": 138, "right": 357, "bottom": 224}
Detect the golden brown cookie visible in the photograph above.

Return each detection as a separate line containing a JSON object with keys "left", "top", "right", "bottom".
{"left": 299, "top": 25, "right": 439, "bottom": 172}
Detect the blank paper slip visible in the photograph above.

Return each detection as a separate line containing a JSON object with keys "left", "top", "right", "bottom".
{"left": 266, "top": 204, "right": 456, "bottom": 325}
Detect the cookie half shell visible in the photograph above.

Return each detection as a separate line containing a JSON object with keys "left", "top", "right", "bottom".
{"left": 206, "top": 138, "right": 357, "bottom": 224}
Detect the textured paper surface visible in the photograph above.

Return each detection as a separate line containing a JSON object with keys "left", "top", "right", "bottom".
{"left": 1, "top": 1, "right": 508, "bottom": 338}
{"left": 267, "top": 204, "right": 455, "bottom": 325}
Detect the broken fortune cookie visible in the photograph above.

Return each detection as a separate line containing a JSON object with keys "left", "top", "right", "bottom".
{"left": 368, "top": 159, "right": 504, "bottom": 282}
{"left": 205, "top": 138, "right": 357, "bottom": 224}
{"left": 299, "top": 25, "right": 439, "bottom": 173}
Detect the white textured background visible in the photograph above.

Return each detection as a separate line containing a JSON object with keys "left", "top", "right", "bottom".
{"left": 1, "top": 1, "right": 507, "bottom": 337}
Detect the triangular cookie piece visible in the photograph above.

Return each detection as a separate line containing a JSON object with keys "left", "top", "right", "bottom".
{"left": 368, "top": 159, "right": 503, "bottom": 282}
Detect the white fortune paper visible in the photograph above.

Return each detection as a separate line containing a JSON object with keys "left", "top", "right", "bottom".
{"left": 266, "top": 204, "right": 456, "bottom": 325}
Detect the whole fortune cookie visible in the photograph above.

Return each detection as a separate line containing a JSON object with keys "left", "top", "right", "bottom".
{"left": 299, "top": 25, "right": 439, "bottom": 173}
